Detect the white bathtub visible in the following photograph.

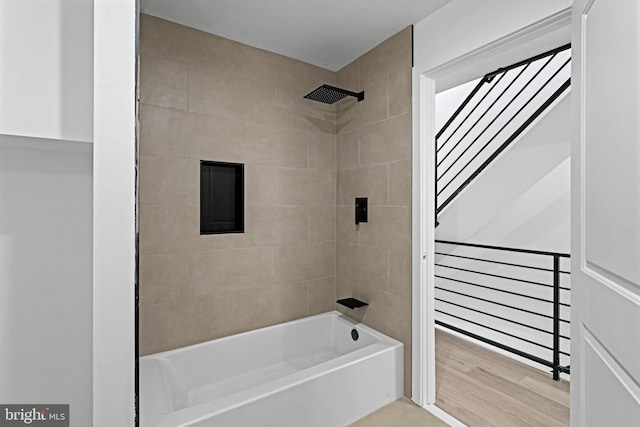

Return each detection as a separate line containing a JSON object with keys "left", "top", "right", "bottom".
{"left": 140, "top": 311, "right": 403, "bottom": 427}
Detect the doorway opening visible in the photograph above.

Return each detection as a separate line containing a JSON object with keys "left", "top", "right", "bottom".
{"left": 431, "top": 46, "right": 571, "bottom": 425}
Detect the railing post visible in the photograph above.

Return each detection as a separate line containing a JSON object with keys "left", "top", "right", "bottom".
{"left": 435, "top": 135, "right": 439, "bottom": 226}
{"left": 552, "top": 255, "right": 560, "bottom": 381}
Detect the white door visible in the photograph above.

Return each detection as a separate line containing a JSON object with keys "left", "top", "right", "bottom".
{"left": 571, "top": 1, "right": 640, "bottom": 426}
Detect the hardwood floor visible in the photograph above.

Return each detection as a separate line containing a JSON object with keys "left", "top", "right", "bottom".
{"left": 435, "top": 328, "right": 570, "bottom": 427}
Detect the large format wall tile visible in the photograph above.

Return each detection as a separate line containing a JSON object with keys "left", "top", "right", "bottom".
{"left": 139, "top": 293, "right": 235, "bottom": 355}
{"left": 337, "top": 164, "right": 388, "bottom": 206}
{"left": 139, "top": 204, "right": 237, "bottom": 255}
{"left": 139, "top": 55, "right": 188, "bottom": 111}
{"left": 389, "top": 160, "right": 412, "bottom": 207}
{"left": 235, "top": 205, "right": 309, "bottom": 247}
{"left": 308, "top": 205, "right": 337, "bottom": 243}
{"left": 139, "top": 155, "right": 188, "bottom": 206}
{"left": 389, "top": 67, "right": 412, "bottom": 118}
{"left": 275, "top": 242, "right": 336, "bottom": 284}
{"left": 334, "top": 26, "right": 413, "bottom": 397}
{"left": 360, "top": 113, "right": 411, "bottom": 165}
{"left": 337, "top": 130, "right": 360, "bottom": 170}
{"left": 336, "top": 243, "right": 388, "bottom": 291}
{"left": 275, "top": 167, "right": 335, "bottom": 207}
{"left": 307, "top": 277, "right": 336, "bottom": 315}
{"left": 139, "top": 253, "right": 189, "bottom": 305}
{"left": 337, "top": 77, "right": 388, "bottom": 135}
{"left": 139, "top": 14, "right": 337, "bottom": 356}
{"left": 188, "top": 247, "right": 276, "bottom": 295}
{"left": 358, "top": 206, "right": 411, "bottom": 252}
{"left": 336, "top": 206, "right": 359, "bottom": 244}
{"left": 232, "top": 283, "right": 309, "bottom": 334}
{"left": 237, "top": 127, "right": 308, "bottom": 168}
{"left": 139, "top": 106, "right": 189, "bottom": 158}
{"left": 188, "top": 69, "right": 274, "bottom": 121}
{"left": 140, "top": 15, "right": 412, "bottom": 397}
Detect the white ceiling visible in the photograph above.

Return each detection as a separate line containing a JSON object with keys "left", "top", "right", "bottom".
{"left": 140, "top": 0, "right": 452, "bottom": 71}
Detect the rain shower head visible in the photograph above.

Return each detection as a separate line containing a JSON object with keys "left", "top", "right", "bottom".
{"left": 303, "top": 84, "right": 364, "bottom": 104}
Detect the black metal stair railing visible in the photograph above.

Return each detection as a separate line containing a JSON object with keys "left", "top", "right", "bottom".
{"left": 435, "top": 239, "right": 571, "bottom": 380}
{"left": 435, "top": 44, "right": 571, "bottom": 223}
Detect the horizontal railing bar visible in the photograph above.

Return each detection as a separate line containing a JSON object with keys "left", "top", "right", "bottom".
{"left": 436, "top": 320, "right": 556, "bottom": 370}
{"left": 436, "top": 275, "right": 571, "bottom": 307}
{"left": 434, "top": 251, "right": 571, "bottom": 275}
{"left": 436, "top": 311, "right": 555, "bottom": 351}
{"left": 436, "top": 298, "right": 555, "bottom": 335}
{"left": 435, "top": 286, "right": 570, "bottom": 323}
{"left": 436, "top": 239, "right": 571, "bottom": 258}
{"left": 436, "top": 263, "right": 556, "bottom": 288}
{"left": 436, "top": 298, "right": 570, "bottom": 342}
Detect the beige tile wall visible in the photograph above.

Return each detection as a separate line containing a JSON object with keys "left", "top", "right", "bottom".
{"left": 335, "top": 27, "right": 413, "bottom": 396}
{"left": 139, "top": 14, "right": 413, "bottom": 398}
{"left": 139, "top": 14, "right": 337, "bottom": 355}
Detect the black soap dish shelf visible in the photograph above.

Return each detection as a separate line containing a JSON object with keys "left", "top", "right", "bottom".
{"left": 337, "top": 298, "right": 368, "bottom": 310}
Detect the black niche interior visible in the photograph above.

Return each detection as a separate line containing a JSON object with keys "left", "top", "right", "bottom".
{"left": 200, "top": 160, "right": 244, "bottom": 234}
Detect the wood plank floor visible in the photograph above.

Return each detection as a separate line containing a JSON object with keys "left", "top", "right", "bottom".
{"left": 435, "top": 328, "right": 570, "bottom": 427}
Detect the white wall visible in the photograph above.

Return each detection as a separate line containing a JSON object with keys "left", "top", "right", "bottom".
{"left": 414, "top": 0, "right": 572, "bottom": 75}
{"left": 435, "top": 92, "right": 571, "bottom": 252}
{"left": 414, "top": 0, "right": 572, "bottom": 93}
{"left": 0, "top": 135, "right": 93, "bottom": 426}
{"left": 0, "top": 0, "right": 99, "bottom": 425}
{"left": 0, "top": 0, "right": 93, "bottom": 142}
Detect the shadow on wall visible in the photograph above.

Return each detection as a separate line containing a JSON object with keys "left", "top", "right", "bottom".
{"left": 0, "top": 135, "right": 93, "bottom": 425}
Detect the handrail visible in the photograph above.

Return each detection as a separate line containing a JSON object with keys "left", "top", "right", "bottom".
{"left": 437, "top": 43, "right": 571, "bottom": 141}
{"left": 435, "top": 239, "right": 570, "bottom": 257}
{"left": 434, "top": 251, "right": 571, "bottom": 275}
{"left": 436, "top": 78, "right": 571, "bottom": 214}
{"left": 434, "top": 239, "right": 571, "bottom": 380}
{"left": 483, "top": 43, "right": 571, "bottom": 81}
{"left": 435, "top": 44, "right": 571, "bottom": 220}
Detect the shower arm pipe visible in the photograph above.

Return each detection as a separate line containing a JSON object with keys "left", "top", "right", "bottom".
{"left": 322, "top": 84, "right": 365, "bottom": 102}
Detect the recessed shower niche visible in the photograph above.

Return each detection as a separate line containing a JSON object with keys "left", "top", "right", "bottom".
{"left": 200, "top": 160, "right": 244, "bottom": 234}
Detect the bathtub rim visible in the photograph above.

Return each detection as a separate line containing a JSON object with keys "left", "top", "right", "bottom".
{"left": 139, "top": 310, "right": 399, "bottom": 360}
{"left": 140, "top": 310, "right": 403, "bottom": 427}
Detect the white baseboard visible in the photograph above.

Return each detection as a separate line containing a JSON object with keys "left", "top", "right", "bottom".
{"left": 423, "top": 404, "right": 467, "bottom": 427}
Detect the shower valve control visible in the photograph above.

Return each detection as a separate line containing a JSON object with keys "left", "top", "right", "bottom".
{"left": 355, "top": 197, "right": 368, "bottom": 225}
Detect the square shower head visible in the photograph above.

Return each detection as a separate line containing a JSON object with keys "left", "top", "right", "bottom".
{"left": 303, "top": 84, "right": 364, "bottom": 104}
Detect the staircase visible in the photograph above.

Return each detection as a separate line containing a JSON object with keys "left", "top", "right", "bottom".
{"left": 433, "top": 45, "right": 572, "bottom": 378}
{"left": 435, "top": 44, "right": 571, "bottom": 226}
